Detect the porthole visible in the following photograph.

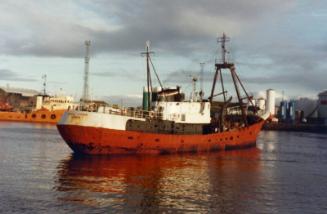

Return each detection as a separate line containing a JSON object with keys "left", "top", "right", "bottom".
{"left": 51, "top": 114, "right": 56, "bottom": 119}
{"left": 31, "top": 114, "right": 36, "bottom": 118}
{"left": 41, "top": 114, "right": 46, "bottom": 119}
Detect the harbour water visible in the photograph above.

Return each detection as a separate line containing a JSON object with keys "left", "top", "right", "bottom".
{"left": 0, "top": 122, "right": 326, "bottom": 213}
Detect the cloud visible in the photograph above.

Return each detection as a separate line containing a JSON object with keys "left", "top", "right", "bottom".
{"left": 0, "top": 0, "right": 295, "bottom": 57}
{"left": 0, "top": 69, "right": 37, "bottom": 82}
{"left": 238, "top": 40, "right": 327, "bottom": 92}
{"left": 164, "top": 48, "right": 327, "bottom": 95}
{"left": 92, "top": 70, "right": 144, "bottom": 80}
{"left": 1, "top": 0, "right": 326, "bottom": 98}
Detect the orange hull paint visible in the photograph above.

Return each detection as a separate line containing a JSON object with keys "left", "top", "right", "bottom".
{"left": 57, "top": 120, "right": 264, "bottom": 155}
{"left": 0, "top": 109, "right": 65, "bottom": 124}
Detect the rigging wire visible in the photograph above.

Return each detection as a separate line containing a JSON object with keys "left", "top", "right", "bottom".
{"left": 149, "top": 56, "right": 164, "bottom": 90}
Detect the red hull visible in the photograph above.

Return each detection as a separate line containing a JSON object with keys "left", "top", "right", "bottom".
{"left": 57, "top": 120, "right": 264, "bottom": 155}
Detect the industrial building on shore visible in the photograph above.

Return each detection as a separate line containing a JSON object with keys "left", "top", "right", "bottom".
{"left": 261, "top": 89, "right": 327, "bottom": 133}
{"left": 0, "top": 86, "right": 39, "bottom": 111}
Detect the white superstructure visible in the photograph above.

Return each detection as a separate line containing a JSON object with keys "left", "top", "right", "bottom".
{"left": 156, "top": 101, "right": 211, "bottom": 124}
{"left": 59, "top": 100, "right": 211, "bottom": 132}
{"left": 36, "top": 95, "right": 79, "bottom": 111}
{"left": 59, "top": 111, "right": 145, "bottom": 131}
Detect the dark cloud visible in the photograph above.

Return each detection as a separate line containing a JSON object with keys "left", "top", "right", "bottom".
{"left": 0, "top": 69, "right": 37, "bottom": 82}
{"left": 0, "top": 0, "right": 294, "bottom": 57}
{"left": 0, "top": 0, "right": 326, "bottom": 97}
{"left": 90, "top": 0, "right": 294, "bottom": 55}
{"left": 242, "top": 41, "right": 327, "bottom": 92}
{"left": 164, "top": 49, "right": 327, "bottom": 94}
{"left": 243, "top": 71, "right": 327, "bottom": 92}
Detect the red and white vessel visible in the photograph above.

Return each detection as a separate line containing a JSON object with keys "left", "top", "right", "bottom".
{"left": 57, "top": 35, "right": 269, "bottom": 155}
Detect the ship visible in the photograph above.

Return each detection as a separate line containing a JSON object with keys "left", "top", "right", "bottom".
{"left": 57, "top": 35, "right": 269, "bottom": 155}
{"left": 0, "top": 94, "right": 78, "bottom": 124}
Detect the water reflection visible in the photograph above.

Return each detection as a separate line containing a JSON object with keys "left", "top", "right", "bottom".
{"left": 2, "top": 123, "right": 326, "bottom": 213}
{"left": 55, "top": 149, "right": 262, "bottom": 213}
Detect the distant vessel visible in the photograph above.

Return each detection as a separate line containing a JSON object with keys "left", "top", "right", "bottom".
{"left": 57, "top": 35, "right": 269, "bottom": 155}
{"left": 0, "top": 95, "right": 78, "bottom": 124}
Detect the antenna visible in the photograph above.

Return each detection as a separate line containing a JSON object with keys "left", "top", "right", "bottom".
{"left": 217, "top": 33, "right": 230, "bottom": 64}
{"left": 42, "top": 74, "right": 47, "bottom": 95}
{"left": 190, "top": 75, "right": 198, "bottom": 102}
{"left": 199, "top": 62, "right": 205, "bottom": 100}
{"left": 146, "top": 40, "right": 151, "bottom": 50}
{"left": 82, "top": 40, "right": 91, "bottom": 102}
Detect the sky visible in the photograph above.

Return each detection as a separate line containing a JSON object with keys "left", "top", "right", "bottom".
{"left": 0, "top": 0, "right": 326, "bottom": 105}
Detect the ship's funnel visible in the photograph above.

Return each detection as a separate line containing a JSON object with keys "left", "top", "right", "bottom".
{"left": 142, "top": 87, "right": 151, "bottom": 111}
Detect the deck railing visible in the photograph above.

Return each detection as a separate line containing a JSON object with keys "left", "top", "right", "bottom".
{"left": 75, "top": 104, "right": 163, "bottom": 120}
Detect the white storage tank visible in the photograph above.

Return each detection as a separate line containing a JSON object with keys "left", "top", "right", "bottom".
{"left": 318, "top": 90, "right": 327, "bottom": 118}
{"left": 266, "top": 89, "right": 275, "bottom": 116}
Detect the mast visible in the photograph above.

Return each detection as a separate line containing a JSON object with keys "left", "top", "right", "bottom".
{"left": 199, "top": 62, "right": 205, "bottom": 100}
{"left": 191, "top": 76, "right": 198, "bottom": 101}
{"left": 209, "top": 33, "right": 232, "bottom": 102}
{"left": 209, "top": 33, "right": 250, "bottom": 126}
{"left": 141, "top": 41, "right": 154, "bottom": 111}
{"left": 82, "top": 40, "right": 91, "bottom": 102}
{"left": 220, "top": 33, "right": 229, "bottom": 64}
